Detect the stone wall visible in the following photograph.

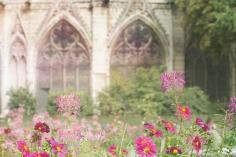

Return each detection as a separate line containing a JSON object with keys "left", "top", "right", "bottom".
{"left": 0, "top": 0, "right": 185, "bottom": 115}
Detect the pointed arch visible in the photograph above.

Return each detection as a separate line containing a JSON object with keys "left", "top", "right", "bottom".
{"left": 35, "top": 12, "right": 91, "bottom": 52}
{"left": 108, "top": 13, "right": 169, "bottom": 62}
{"left": 36, "top": 17, "right": 91, "bottom": 109}
{"left": 109, "top": 14, "right": 168, "bottom": 78}
{"left": 9, "top": 15, "right": 28, "bottom": 88}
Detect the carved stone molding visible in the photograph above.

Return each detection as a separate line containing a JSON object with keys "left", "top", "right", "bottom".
{"left": 38, "top": 0, "right": 90, "bottom": 38}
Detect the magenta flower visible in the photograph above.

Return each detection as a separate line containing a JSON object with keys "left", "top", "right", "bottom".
{"left": 17, "top": 140, "right": 30, "bottom": 157}
{"left": 135, "top": 136, "right": 157, "bottom": 157}
{"left": 195, "top": 118, "right": 210, "bottom": 132}
{"left": 144, "top": 123, "right": 163, "bottom": 138}
{"left": 162, "top": 120, "right": 176, "bottom": 133}
{"left": 49, "top": 138, "right": 68, "bottom": 157}
{"left": 122, "top": 149, "right": 129, "bottom": 156}
{"left": 29, "top": 152, "right": 50, "bottom": 157}
{"left": 228, "top": 97, "right": 236, "bottom": 113}
{"left": 56, "top": 94, "right": 80, "bottom": 115}
{"left": 192, "top": 136, "right": 202, "bottom": 154}
{"left": 107, "top": 145, "right": 117, "bottom": 156}
{"left": 34, "top": 122, "right": 50, "bottom": 133}
{"left": 160, "top": 72, "right": 185, "bottom": 92}
{"left": 176, "top": 104, "right": 192, "bottom": 120}
{"left": 166, "top": 146, "right": 182, "bottom": 155}
{"left": 144, "top": 123, "right": 155, "bottom": 131}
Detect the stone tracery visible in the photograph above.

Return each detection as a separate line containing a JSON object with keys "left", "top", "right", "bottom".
{"left": 37, "top": 20, "right": 90, "bottom": 93}
{"left": 10, "top": 17, "right": 27, "bottom": 88}
{"left": 111, "top": 20, "right": 164, "bottom": 68}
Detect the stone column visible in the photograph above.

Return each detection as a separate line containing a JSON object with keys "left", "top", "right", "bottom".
{"left": 91, "top": 1, "right": 109, "bottom": 102}
{"left": 27, "top": 43, "right": 36, "bottom": 95}
{"left": 1, "top": 9, "right": 13, "bottom": 116}
{"left": 0, "top": 10, "right": 3, "bottom": 115}
{"left": 172, "top": 8, "right": 185, "bottom": 72}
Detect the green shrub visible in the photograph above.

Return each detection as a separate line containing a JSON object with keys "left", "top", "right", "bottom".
{"left": 98, "top": 66, "right": 213, "bottom": 117}
{"left": 7, "top": 87, "right": 36, "bottom": 117}
{"left": 47, "top": 88, "right": 93, "bottom": 117}
{"left": 179, "top": 87, "right": 212, "bottom": 114}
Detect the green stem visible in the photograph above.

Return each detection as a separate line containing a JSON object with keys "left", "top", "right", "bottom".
{"left": 204, "top": 143, "right": 210, "bottom": 157}
{"left": 119, "top": 123, "right": 127, "bottom": 156}
{"left": 222, "top": 110, "right": 228, "bottom": 140}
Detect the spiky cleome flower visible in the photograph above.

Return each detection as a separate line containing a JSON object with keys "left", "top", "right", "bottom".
{"left": 56, "top": 94, "right": 81, "bottom": 115}
{"left": 160, "top": 72, "right": 185, "bottom": 92}
{"left": 135, "top": 136, "right": 157, "bottom": 157}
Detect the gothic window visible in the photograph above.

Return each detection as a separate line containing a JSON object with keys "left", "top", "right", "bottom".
{"left": 10, "top": 38, "right": 27, "bottom": 88}
{"left": 37, "top": 20, "right": 90, "bottom": 94}
{"left": 111, "top": 20, "right": 164, "bottom": 75}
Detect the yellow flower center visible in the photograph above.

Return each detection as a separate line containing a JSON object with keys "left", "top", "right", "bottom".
{"left": 182, "top": 107, "right": 186, "bottom": 112}
{"left": 196, "top": 141, "right": 200, "bottom": 146}
{"left": 144, "top": 146, "right": 150, "bottom": 153}
{"left": 38, "top": 155, "right": 41, "bottom": 157}
{"left": 172, "top": 149, "right": 178, "bottom": 154}
{"left": 23, "top": 146, "right": 28, "bottom": 151}
{"left": 56, "top": 146, "right": 62, "bottom": 152}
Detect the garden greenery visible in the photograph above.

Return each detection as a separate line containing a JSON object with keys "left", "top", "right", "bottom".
{"left": 98, "top": 66, "right": 213, "bottom": 117}
{"left": 7, "top": 87, "right": 36, "bottom": 117}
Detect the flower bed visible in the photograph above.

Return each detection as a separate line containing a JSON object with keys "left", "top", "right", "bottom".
{"left": 0, "top": 72, "right": 235, "bottom": 157}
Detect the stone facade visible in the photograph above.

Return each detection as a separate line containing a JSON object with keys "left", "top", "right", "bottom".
{"left": 0, "top": 0, "right": 234, "bottom": 115}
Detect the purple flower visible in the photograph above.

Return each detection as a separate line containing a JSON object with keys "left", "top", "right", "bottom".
{"left": 228, "top": 97, "right": 236, "bottom": 113}
{"left": 160, "top": 72, "right": 185, "bottom": 92}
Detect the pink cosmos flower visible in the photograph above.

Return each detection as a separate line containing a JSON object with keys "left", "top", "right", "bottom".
{"left": 162, "top": 120, "right": 176, "bottom": 133}
{"left": 34, "top": 122, "right": 50, "bottom": 133}
{"left": 160, "top": 72, "right": 185, "bottom": 92}
{"left": 176, "top": 105, "right": 191, "bottom": 120}
{"left": 228, "top": 97, "right": 236, "bottom": 113}
{"left": 17, "top": 140, "right": 30, "bottom": 157}
{"left": 144, "top": 123, "right": 163, "bottom": 138}
{"left": 192, "top": 136, "right": 202, "bottom": 154}
{"left": 166, "top": 146, "right": 182, "bottom": 155}
{"left": 108, "top": 145, "right": 117, "bottom": 156}
{"left": 144, "top": 123, "right": 155, "bottom": 131}
{"left": 29, "top": 152, "right": 50, "bottom": 157}
{"left": 47, "top": 138, "right": 68, "bottom": 157}
{"left": 195, "top": 118, "right": 210, "bottom": 132}
{"left": 135, "top": 136, "right": 157, "bottom": 157}
{"left": 122, "top": 149, "right": 129, "bottom": 156}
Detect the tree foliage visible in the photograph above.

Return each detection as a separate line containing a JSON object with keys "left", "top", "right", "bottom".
{"left": 174, "top": 0, "right": 236, "bottom": 58}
